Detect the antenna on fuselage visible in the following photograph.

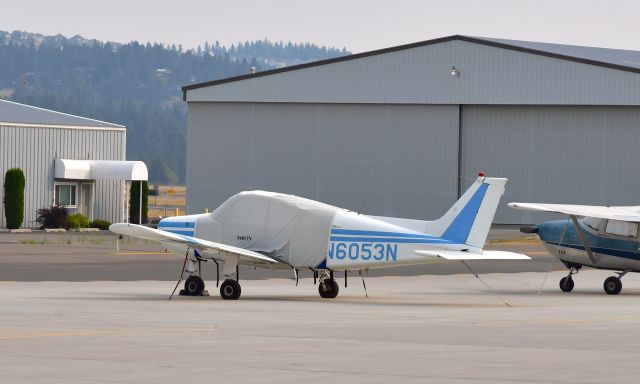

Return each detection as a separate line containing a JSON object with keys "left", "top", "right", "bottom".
{"left": 356, "top": 196, "right": 367, "bottom": 215}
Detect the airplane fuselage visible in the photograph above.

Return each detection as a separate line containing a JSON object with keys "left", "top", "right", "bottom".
{"left": 159, "top": 209, "right": 469, "bottom": 271}
{"left": 538, "top": 220, "right": 640, "bottom": 272}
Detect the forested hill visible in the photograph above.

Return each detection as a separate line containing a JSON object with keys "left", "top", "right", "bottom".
{"left": 0, "top": 30, "right": 349, "bottom": 183}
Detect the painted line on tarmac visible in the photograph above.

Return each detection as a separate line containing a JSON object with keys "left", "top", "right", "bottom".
{"left": 0, "top": 329, "right": 121, "bottom": 340}
{"left": 112, "top": 252, "right": 169, "bottom": 255}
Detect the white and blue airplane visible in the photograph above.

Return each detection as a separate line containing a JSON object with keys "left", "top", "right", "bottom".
{"left": 110, "top": 175, "right": 528, "bottom": 300}
{"left": 509, "top": 202, "right": 640, "bottom": 295}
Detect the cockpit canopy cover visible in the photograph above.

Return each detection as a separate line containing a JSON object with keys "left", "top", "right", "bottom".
{"left": 211, "top": 191, "right": 343, "bottom": 266}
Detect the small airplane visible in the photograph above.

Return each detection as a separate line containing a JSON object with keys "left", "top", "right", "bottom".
{"left": 509, "top": 202, "right": 640, "bottom": 295}
{"left": 110, "top": 174, "right": 529, "bottom": 300}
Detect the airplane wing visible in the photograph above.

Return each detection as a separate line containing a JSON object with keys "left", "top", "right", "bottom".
{"left": 414, "top": 250, "right": 530, "bottom": 260}
{"left": 508, "top": 202, "right": 640, "bottom": 222}
{"left": 109, "top": 223, "right": 278, "bottom": 265}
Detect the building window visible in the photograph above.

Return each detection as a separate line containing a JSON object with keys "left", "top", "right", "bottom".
{"left": 54, "top": 183, "right": 77, "bottom": 207}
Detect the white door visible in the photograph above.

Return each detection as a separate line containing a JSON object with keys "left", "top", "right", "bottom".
{"left": 80, "top": 183, "right": 93, "bottom": 220}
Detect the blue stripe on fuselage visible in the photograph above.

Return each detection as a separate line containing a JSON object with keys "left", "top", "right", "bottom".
{"left": 330, "top": 229, "right": 439, "bottom": 239}
{"left": 546, "top": 241, "right": 640, "bottom": 261}
{"left": 162, "top": 229, "right": 195, "bottom": 236}
{"left": 329, "top": 236, "right": 450, "bottom": 244}
{"left": 158, "top": 221, "right": 195, "bottom": 228}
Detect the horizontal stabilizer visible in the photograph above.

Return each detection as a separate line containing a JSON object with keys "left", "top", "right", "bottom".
{"left": 414, "top": 250, "right": 530, "bottom": 260}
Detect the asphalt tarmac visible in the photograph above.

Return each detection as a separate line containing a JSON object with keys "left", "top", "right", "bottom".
{"left": 2, "top": 228, "right": 639, "bottom": 383}
{"left": 2, "top": 272, "right": 640, "bottom": 383}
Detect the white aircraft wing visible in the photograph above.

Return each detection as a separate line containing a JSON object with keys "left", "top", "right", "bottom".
{"left": 508, "top": 202, "right": 640, "bottom": 222}
{"left": 414, "top": 250, "right": 530, "bottom": 260}
{"left": 109, "top": 223, "right": 278, "bottom": 265}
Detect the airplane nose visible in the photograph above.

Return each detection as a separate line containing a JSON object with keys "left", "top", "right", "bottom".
{"left": 519, "top": 225, "right": 539, "bottom": 234}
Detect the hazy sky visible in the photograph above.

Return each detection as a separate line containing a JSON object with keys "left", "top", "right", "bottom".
{"left": 2, "top": 0, "right": 639, "bottom": 53}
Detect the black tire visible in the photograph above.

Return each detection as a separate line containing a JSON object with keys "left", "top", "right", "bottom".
{"left": 220, "top": 279, "right": 241, "bottom": 300}
{"left": 559, "top": 276, "right": 574, "bottom": 292}
{"left": 318, "top": 280, "right": 339, "bottom": 299}
{"left": 184, "top": 275, "right": 205, "bottom": 296}
{"left": 603, "top": 276, "right": 622, "bottom": 295}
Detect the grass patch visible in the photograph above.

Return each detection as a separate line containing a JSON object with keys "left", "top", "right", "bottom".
{"left": 487, "top": 236, "right": 541, "bottom": 245}
{"left": 20, "top": 239, "right": 45, "bottom": 244}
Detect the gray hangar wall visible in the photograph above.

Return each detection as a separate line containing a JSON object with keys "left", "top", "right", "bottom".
{"left": 187, "top": 102, "right": 460, "bottom": 220}
{"left": 0, "top": 124, "right": 126, "bottom": 227}
{"left": 185, "top": 36, "right": 640, "bottom": 224}
{"left": 461, "top": 105, "right": 640, "bottom": 223}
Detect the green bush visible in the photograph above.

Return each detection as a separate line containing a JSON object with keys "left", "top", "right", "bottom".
{"left": 129, "top": 181, "right": 149, "bottom": 224}
{"left": 36, "top": 205, "right": 69, "bottom": 229}
{"left": 68, "top": 213, "right": 89, "bottom": 229}
{"left": 89, "top": 219, "right": 111, "bottom": 230}
{"left": 3, "top": 168, "right": 25, "bottom": 229}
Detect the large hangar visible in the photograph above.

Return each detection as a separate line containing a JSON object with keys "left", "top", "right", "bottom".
{"left": 182, "top": 35, "right": 640, "bottom": 224}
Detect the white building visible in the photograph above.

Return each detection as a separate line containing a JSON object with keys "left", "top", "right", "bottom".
{"left": 0, "top": 99, "right": 147, "bottom": 228}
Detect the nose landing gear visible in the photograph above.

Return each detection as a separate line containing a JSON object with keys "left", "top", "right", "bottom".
{"left": 559, "top": 265, "right": 580, "bottom": 293}
{"left": 559, "top": 276, "right": 574, "bottom": 292}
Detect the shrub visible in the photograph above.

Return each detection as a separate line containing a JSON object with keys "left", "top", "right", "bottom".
{"left": 89, "top": 219, "right": 111, "bottom": 230}
{"left": 129, "top": 181, "right": 149, "bottom": 224}
{"left": 36, "top": 205, "right": 69, "bottom": 229}
{"left": 3, "top": 168, "right": 25, "bottom": 229}
{"left": 68, "top": 213, "right": 89, "bottom": 229}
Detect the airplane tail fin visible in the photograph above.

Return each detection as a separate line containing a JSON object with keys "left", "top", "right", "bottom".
{"left": 432, "top": 176, "right": 507, "bottom": 249}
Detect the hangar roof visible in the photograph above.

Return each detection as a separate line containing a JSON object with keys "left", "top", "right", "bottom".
{"left": 477, "top": 37, "right": 640, "bottom": 70}
{"left": 182, "top": 35, "right": 640, "bottom": 99}
{"left": 0, "top": 99, "right": 125, "bottom": 129}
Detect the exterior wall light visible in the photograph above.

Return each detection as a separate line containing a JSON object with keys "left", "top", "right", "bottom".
{"left": 450, "top": 66, "right": 460, "bottom": 77}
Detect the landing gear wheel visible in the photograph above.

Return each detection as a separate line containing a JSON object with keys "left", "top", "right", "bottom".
{"left": 220, "top": 279, "right": 241, "bottom": 300}
{"left": 318, "top": 280, "right": 339, "bottom": 299}
{"left": 603, "top": 276, "right": 622, "bottom": 295}
{"left": 559, "top": 276, "right": 574, "bottom": 292}
{"left": 184, "top": 276, "right": 205, "bottom": 296}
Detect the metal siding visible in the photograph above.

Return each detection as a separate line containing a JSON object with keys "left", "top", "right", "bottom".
{"left": 187, "top": 40, "right": 640, "bottom": 106}
{"left": 0, "top": 99, "right": 124, "bottom": 127}
{"left": 0, "top": 125, "right": 125, "bottom": 228}
{"left": 187, "top": 102, "right": 459, "bottom": 220}
{"left": 461, "top": 106, "right": 640, "bottom": 224}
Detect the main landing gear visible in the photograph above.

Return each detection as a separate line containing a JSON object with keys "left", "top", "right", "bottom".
{"left": 183, "top": 275, "right": 206, "bottom": 296}
{"left": 220, "top": 279, "right": 241, "bottom": 300}
{"left": 175, "top": 249, "right": 243, "bottom": 300}
{"left": 559, "top": 264, "right": 630, "bottom": 295}
{"left": 318, "top": 270, "right": 339, "bottom": 299}
{"left": 603, "top": 270, "right": 630, "bottom": 295}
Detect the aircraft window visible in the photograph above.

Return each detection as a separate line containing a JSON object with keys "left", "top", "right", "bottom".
{"left": 605, "top": 220, "right": 638, "bottom": 238}
{"left": 582, "top": 217, "right": 601, "bottom": 231}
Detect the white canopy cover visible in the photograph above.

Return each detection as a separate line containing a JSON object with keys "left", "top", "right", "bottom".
{"left": 55, "top": 159, "right": 148, "bottom": 181}
{"left": 197, "top": 191, "right": 343, "bottom": 267}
